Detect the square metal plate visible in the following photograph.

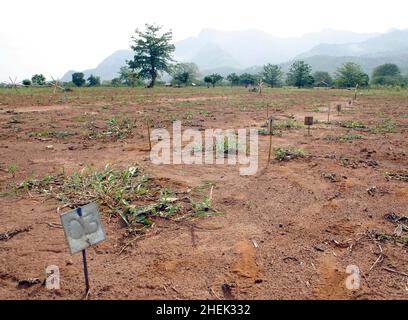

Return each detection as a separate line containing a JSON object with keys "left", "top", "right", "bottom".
{"left": 60, "top": 203, "right": 106, "bottom": 255}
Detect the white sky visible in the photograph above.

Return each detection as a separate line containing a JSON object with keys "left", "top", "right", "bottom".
{"left": 1, "top": 0, "right": 407, "bottom": 82}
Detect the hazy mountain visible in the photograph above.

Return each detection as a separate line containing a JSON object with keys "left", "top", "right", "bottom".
{"left": 175, "top": 28, "right": 378, "bottom": 69}
{"left": 61, "top": 28, "right": 405, "bottom": 82}
{"left": 62, "top": 50, "right": 133, "bottom": 82}
{"left": 187, "top": 43, "right": 241, "bottom": 70}
{"left": 298, "top": 29, "right": 408, "bottom": 58}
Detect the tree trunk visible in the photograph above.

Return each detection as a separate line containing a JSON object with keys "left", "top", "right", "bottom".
{"left": 149, "top": 76, "right": 156, "bottom": 88}
{"left": 148, "top": 69, "right": 157, "bottom": 88}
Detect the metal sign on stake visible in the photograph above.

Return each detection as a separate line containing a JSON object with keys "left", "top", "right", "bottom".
{"left": 304, "top": 116, "right": 314, "bottom": 136}
{"left": 60, "top": 202, "right": 106, "bottom": 295}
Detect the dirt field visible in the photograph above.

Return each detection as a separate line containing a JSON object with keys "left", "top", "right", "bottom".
{"left": 1, "top": 86, "right": 408, "bottom": 300}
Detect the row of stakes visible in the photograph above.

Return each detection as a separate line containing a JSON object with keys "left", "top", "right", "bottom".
{"left": 144, "top": 104, "right": 344, "bottom": 162}
{"left": 267, "top": 103, "right": 343, "bottom": 164}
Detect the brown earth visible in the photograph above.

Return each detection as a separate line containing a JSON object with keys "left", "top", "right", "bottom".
{"left": 0, "top": 87, "right": 408, "bottom": 300}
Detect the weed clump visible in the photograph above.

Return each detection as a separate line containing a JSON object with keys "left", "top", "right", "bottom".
{"left": 371, "top": 119, "right": 397, "bottom": 133}
{"left": 341, "top": 120, "right": 366, "bottom": 129}
{"left": 20, "top": 165, "right": 220, "bottom": 227}
{"left": 340, "top": 133, "right": 364, "bottom": 141}
{"left": 272, "top": 119, "right": 303, "bottom": 130}
{"left": 273, "top": 147, "right": 306, "bottom": 161}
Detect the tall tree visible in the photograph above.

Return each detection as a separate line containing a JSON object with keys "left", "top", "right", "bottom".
{"left": 262, "top": 64, "right": 283, "bottom": 87}
{"left": 334, "top": 62, "right": 369, "bottom": 88}
{"left": 31, "top": 74, "right": 46, "bottom": 85}
{"left": 72, "top": 72, "right": 86, "bottom": 87}
{"left": 226, "top": 73, "right": 240, "bottom": 87}
{"left": 286, "top": 61, "right": 314, "bottom": 88}
{"left": 128, "top": 24, "right": 175, "bottom": 88}
{"left": 371, "top": 63, "right": 403, "bottom": 86}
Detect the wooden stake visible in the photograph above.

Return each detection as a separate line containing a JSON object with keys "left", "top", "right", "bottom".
{"left": 354, "top": 84, "right": 359, "bottom": 100}
{"left": 267, "top": 119, "right": 273, "bottom": 164}
{"left": 327, "top": 104, "right": 331, "bottom": 123}
{"left": 146, "top": 120, "right": 151, "bottom": 151}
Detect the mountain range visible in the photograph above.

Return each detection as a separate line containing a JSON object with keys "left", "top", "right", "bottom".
{"left": 61, "top": 28, "right": 408, "bottom": 82}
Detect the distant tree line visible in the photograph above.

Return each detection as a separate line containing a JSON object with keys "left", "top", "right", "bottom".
{"left": 16, "top": 24, "right": 408, "bottom": 90}
{"left": 223, "top": 61, "right": 407, "bottom": 89}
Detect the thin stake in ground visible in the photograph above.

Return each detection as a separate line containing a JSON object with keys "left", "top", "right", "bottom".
{"left": 354, "top": 84, "right": 359, "bottom": 100}
{"left": 146, "top": 119, "right": 152, "bottom": 151}
{"left": 327, "top": 104, "right": 331, "bottom": 123}
{"left": 267, "top": 118, "right": 273, "bottom": 164}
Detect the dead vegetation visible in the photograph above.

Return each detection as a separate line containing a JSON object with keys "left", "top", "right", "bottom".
{"left": 18, "top": 165, "right": 220, "bottom": 229}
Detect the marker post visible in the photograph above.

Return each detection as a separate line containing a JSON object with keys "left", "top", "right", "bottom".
{"left": 76, "top": 207, "right": 90, "bottom": 294}
{"left": 60, "top": 203, "right": 106, "bottom": 298}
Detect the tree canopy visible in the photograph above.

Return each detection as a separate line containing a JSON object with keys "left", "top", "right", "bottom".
{"left": 118, "top": 66, "right": 141, "bottom": 87}
{"left": 127, "top": 24, "right": 175, "bottom": 88}
{"left": 31, "top": 74, "right": 46, "bottom": 85}
{"left": 262, "top": 64, "right": 283, "bottom": 87}
{"left": 371, "top": 63, "right": 403, "bottom": 86}
{"left": 204, "top": 74, "right": 223, "bottom": 87}
{"left": 239, "top": 73, "right": 258, "bottom": 88}
{"left": 171, "top": 63, "right": 200, "bottom": 86}
{"left": 334, "top": 62, "right": 369, "bottom": 88}
{"left": 286, "top": 61, "right": 314, "bottom": 88}
{"left": 226, "top": 73, "right": 240, "bottom": 87}
{"left": 87, "top": 75, "right": 101, "bottom": 87}
{"left": 72, "top": 72, "right": 86, "bottom": 87}
{"left": 313, "top": 71, "right": 333, "bottom": 87}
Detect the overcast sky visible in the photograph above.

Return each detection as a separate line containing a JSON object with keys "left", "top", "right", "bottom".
{"left": 1, "top": 0, "right": 407, "bottom": 82}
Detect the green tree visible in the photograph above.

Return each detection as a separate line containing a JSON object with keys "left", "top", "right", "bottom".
{"left": 334, "top": 62, "right": 369, "bottom": 88}
{"left": 87, "top": 74, "right": 101, "bottom": 87}
{"left": 262, "top": 64, "right": 283, "bottom": 87}
{"left": 226, "top": 73, "right": 240, "bottom": 87}
{"left": 204, "top": 74, "right": 223, "bottom": 88}
{"left": 239, "top": 73, "right": 257, "bottom": 88}
{"left": 111, "top": 78, "right": 122, "bottom": 86}
{"left": 371, "top": 63, "right": 403, "bottom": 86}
{"left": 286, "top": 61, "right": 314, "bottom": 88}
{"left": 313, "top": 71, "right": 333, "bottom": 87}
{"left": 22, "top": 79, "right": 32, "bottom": 86}
{"left": 31, "top": 74, "right": 46, "bottom": 85}
{"left": 127, "top": 24, "right": 175, "bottom": 88}
{"left": 72, "top": 72, "right": 86, "bottom": 87}
{"left": 171, "top": 63, "right": 200, "bottom": 86}
{"left": 118, "top": 66, "right": 141, "bottom": 87}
